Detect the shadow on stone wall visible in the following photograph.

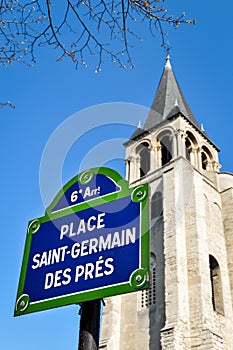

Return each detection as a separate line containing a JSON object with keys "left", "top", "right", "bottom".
{"left": 149, "top": 216, "right": 165, "bottom": 350}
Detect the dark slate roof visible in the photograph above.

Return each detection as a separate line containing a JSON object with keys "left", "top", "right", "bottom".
{"left": 129, "top": 126, "right": 145, "bottom": 140}
{"left": 144, "top": 56, "right": 199, "bottom": 130}
{"left": 124, "top": 124, "right": 149, "bottom": 146}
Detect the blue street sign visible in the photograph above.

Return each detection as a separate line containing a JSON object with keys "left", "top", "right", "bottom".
{"left": 15, "top": 167, "right": 149, "bottom": 316}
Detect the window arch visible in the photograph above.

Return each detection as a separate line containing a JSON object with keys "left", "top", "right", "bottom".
{"left": 185, "top": 131, "right": 198, "bottom": 164}
{"left": 185, "top": 138, "right": 192, "bottom": 161}
{"left": 161, "top": 136, "right": 172, "bottom": 165}
{"left": 136, "top": 142, "right": 150, "bottom": 177}
{"left": 209, "top": 255, "right": 224, "bottom": 315}
{"left": 201, "top": 146, "right": 213, "bottom": 170}
{"left": 157, "top": 131, "right": 173, "bottom": 166}
{"left": 201, "top": 152, "right": 208, "bottom": 170}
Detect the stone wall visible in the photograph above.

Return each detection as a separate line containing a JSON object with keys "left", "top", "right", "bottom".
{"left": 100, "top": 115, "right": 233, "bottom": 350}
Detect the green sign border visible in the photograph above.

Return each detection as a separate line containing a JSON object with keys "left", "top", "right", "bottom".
{"left": 14, "top": 167, "right": 150, "bottom": 316}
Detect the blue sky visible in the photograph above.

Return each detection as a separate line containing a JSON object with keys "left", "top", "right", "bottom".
{"left": 1, "top": 1, "right": 233, "bottom": 349}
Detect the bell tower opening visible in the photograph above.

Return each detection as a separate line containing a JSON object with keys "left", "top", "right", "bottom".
{"left": 136, "top": 142, "right": 150, "bottom": 177}
{"left": 161, "top": 135, "right": 172, "bottom": 166}
{"left": 157, "top": 131, "right": 173, "bottom": 168}
{"left": 209, "top": 255, "right": 224, "bottom": 315}
{"left": 185, "top": 138, "right": 191, "bottom": 161}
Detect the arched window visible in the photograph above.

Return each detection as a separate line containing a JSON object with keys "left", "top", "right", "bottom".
{"left": 201, "top": 146, "right": 213, "bottom": 171}
{"left": 201, "top": 152, "right": 208, "bottom": 170}
{"left": 136, "top": 142, "right": 150, "bottom": 177}
{"left": 160, "top": 135, "right": 172, "bottom": 165}
{"left": 151, "top": 191, "right": 163, "bottom": 220}
{"left": 185, "top": 131, "right": 198, "bottom": 166}
{"left": 185, "top": 131, "right": 198, "bottom": 164}
{"left": 209, "top": 255, "right": 224, "bottom": 315}
{"left": 185, "top": 138, "right": 192, "bottom": 161}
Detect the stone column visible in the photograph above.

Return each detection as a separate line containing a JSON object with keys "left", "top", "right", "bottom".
{"left": 192, "top": 147, "right": 199, "bottom": 168}
{"left": 149, "top": 144, "right": 157, "bottom": 172}
{"left": 196, "top": 147, "right": 202, "bottom": 171}
{"left": 124, "top": 159, "right": 129, "bottom": 181}
{"left": 124, "top": 156, "right": 133, "bottom": 181}
{"left": 176, "top": 129, "right": 187, "bottom": 158}
{"left": 172, "top": 132, "right": 178, "bottom": 159}
{"left": 189, "top": 149, "right": 195, "bottom": 166}
{"left": 157, "top": 143, "right": 162, "bottom": 168}
{"left": 135, "top": 155, "right": 141, "bottom": 181}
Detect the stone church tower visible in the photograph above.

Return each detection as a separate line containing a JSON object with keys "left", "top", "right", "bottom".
{"left": 100, "top": 56, "right": 233, "bottom": 349}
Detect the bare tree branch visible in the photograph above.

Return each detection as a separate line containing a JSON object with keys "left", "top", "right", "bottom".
{"left": 0, "top": 0, "right": 196, "bottom": 71}
{"left": 0, "top": 100, "right": 15, "bottom": 109}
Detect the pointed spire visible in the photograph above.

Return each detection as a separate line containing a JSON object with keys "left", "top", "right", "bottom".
{"left": 144, "top": 56, "right": 199, "bottom": 130}
{"left": 165, "top": 54, "right": 172, "bottom": 69}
